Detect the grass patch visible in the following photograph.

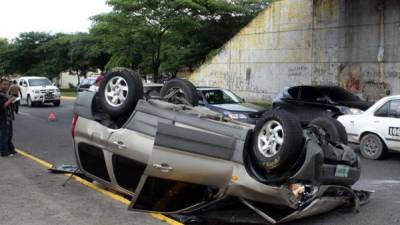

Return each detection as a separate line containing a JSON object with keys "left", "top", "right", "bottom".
{"left": 61, "top": 91, "right": 77, "bottom": 97}
{"left": 251, "top": 101, "right": 272, "bottom": 110}
{"left": 60, "top": 88, "right": 76, "bottom": 92}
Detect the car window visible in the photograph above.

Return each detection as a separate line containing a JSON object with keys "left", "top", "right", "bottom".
{"left": 197, "top": 91, "right": 205, "bottom": 104}
{"left": 201, "top": 89, "right": 241, "bottom": 104}
{"left": 375, "top": 102, "right": 389, "bottom": 117}
{"left": 80, "top": 79, "right": 96, "bottom": 86}
{"left": 288, "top": 87, "right": 301, "bottom": 98}
{"left": 28, "top": 78, "right": 52, "bottom": 86}
{"left": 388, "top": 100, "right": 400, "bottom": 118}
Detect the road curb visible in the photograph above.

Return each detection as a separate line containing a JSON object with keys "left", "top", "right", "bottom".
{"left": 15, "top": 148, "right": 184, "bottom": 225}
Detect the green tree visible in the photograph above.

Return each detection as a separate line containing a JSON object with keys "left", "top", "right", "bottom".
{"left": 93, "top": 0, "right": 270, "bottom": 82}
{"left": 68, "top": 33, "right": 111, "bottom": 84}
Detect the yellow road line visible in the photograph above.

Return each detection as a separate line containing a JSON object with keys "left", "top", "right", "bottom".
{"left": 16, "top": 149, "right": 53, "bottom": 169}
{"left": 16, "top": 148, "right": 183, "bottom": 225}
{"left": 61, "top": 96, "right": 77, "bottom": 100}
{"left": 151, "top": 213, "right": 184, "bottom": 225}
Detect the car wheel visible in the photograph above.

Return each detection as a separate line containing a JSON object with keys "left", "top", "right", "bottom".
{"left": 53, "top": 100, "right": 60, "bottom": 107}
{"left": 251, "top": 110, "right": 303, "bottom": 173}
{"left": 27, "top": 96, "right": 33, "bottom": 107}
{"left": 98, "top": 68, "right": 143, "bottom": 117}
{"left": 309, "top": 117, "right": 348, "bottom": 144}
{"left": 160, "top": 79, "right": 198, "bottom": 106}
{"left": 360, "top": 133, "right": 386, "bottom": 160}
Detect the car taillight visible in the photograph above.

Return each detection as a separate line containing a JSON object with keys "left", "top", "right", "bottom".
{"left": 71, "top": 114, "right": 79, "bottom": 139}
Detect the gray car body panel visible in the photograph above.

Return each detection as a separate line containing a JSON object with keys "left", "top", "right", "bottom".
{"left": 73, "top": 91, "right": 96, "bottom": 120}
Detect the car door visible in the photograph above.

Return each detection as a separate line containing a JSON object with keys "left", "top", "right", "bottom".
{"left": 19, "top": 79, "right": 28, "bottom": 100}
{"left": 106, "top": 104, "right": 182, "bottom": 196}
{"left": 128, "top": 114, "right": 236, "bottom": 214}
{"left": 373, "top": 100, "right": 400, "bottom": 150}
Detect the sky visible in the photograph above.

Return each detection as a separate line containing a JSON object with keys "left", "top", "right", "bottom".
{"left": 0, "top": 0, "right": 111, "bottom": 40}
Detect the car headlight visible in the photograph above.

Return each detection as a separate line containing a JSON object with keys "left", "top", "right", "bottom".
{"left": 339, "top": 106, "right": 364, "bottom": 115}
{"left": 226, "top": 112, "right": 248, "bottom": 120}
{"left": 349, "top": 108, "right": 364, "bottom": 114}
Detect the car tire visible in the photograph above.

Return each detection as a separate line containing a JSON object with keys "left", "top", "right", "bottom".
{"left": 360, "top": 133, "right": 386, "bottom": 160}
{"left": 251, "top": 110, "right": 304, "bottom": 173}
{"left": 160, "top": 79, "right": 198, "bottom": 106}
{"left": 53, "top": 100, "right": 61, "bottom": 107}
{"left": 309, "top": 117, "right": 348, "bottom": 144}
{"left": 27, "top": 96, "right": 33, "bottom": 107}
{"left": 98, "top": 68, "right": 143, "bottom": 117}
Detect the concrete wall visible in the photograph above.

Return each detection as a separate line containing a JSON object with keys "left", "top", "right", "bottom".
{"left": 189, "top": 0, "right": 400, "bottom": 102}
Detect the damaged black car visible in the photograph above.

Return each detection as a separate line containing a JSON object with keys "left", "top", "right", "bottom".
{"left": 272, "top": 86, "right": 372, "bottom": 125}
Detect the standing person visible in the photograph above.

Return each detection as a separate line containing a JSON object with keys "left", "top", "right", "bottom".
{"left": 0, "top": 77, "right": 16, "bottom": 157}
{"left": 8, "top": 80, "right": 22, "bottom": 114}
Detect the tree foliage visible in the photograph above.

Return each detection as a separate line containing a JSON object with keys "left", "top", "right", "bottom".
{"left": 0, "top": 0, "right": 270, "bottom": 82}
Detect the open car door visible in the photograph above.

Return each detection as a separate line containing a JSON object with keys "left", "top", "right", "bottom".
{"left": 129, "top": 122, "right": 238, "bottom": 214}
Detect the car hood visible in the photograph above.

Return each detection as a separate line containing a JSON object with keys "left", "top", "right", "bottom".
{"left": 29, "top": 85, "right": 58, "bottom": 90}
{"left": 209, "top": 103, "right": 266, "bottom": 113}
{"left": 336, "top": 101, "right": 373, "bottom": 110}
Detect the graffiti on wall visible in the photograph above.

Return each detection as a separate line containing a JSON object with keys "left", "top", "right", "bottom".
{"left": 338, "top": 63, "right": 392, "bottom": 101}
{"left": 288, "top": 65, "right": 308, "bottom": 77}
{"left": 338, "top": 64, "right": 361, "bottom": 92}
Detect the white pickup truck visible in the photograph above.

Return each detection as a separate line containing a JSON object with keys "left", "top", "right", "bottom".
{"left": 338, "top": 95, "right": 400, "bottom": 159}
{"left": 18, "top": 76, "right": 61, "bottom": 107}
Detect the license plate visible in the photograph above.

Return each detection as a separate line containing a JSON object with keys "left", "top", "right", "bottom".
{"left": 45, "top": 93, "right": 53, "bottom": 99}
{"left": 335, "top": 165, "right": 350, "bottom": 178}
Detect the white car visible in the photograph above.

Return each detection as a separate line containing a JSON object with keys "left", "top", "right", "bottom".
{"left": 18, "top": 76, "right": 61, "bottom": 107}
{"left": 338, "top": 95, "right": 400, "bottom": 159}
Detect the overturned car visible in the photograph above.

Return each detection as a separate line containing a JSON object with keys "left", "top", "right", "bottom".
{"left": 72, "top": 68, "right": 370, "bottom": 224}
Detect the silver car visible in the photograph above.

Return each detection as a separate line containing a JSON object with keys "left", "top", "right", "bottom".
{"left": 72, "top": 68, "right": 369, "bottom": 224}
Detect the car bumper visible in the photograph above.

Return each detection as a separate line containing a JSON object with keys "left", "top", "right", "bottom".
{"left": 31, "top": 94, "right": 60, "bottom": 103}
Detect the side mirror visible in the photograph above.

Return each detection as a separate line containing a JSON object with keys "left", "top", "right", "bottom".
{"left": 242, "top": 98, "right": 246, "bottom": 103}
{"left": 22, "top": 83, "right": 27, "bottom": 87}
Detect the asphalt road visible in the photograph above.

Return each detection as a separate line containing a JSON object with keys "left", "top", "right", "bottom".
{"left": 11, "top": 99, "right": 400, "bottom": 225}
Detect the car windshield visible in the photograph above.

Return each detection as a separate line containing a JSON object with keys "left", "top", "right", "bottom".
{"left": 202, "top": 89, "right": 242, "bottom": 104}
{"left": 80, "top": 78, "right": 96, "bottom": 86}
{"left": 319, "top": 87, "right": 361, "bottom": 102}
{"left": 28, "top": 78, "right": 52, "bottom": 87}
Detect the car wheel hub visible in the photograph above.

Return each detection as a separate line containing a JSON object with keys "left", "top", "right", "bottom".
{"left": 364, "top": 138, "right": 379, "bottom": 156}
{"left": 257, "top": 120, "right": 284, "bottom": 158}
{"left": 165, "top": 87, "right": 187, "bottom": 104}
{"left": 105, "top": 76, "right": 129, "bottom": 107}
